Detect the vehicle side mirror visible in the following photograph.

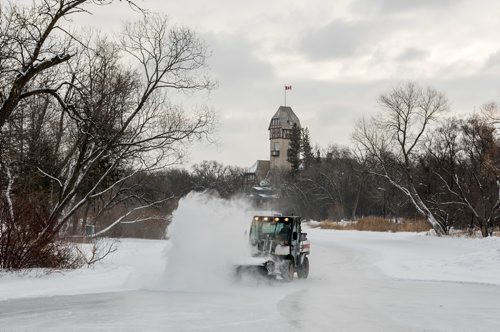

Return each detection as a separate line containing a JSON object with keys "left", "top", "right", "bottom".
{"left": 292, "top": 232, "right": 298, "bottom": 241}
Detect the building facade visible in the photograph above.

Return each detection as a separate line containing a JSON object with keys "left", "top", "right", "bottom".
{"left": 244, "top": 105, "right": 302, "bottom": 192}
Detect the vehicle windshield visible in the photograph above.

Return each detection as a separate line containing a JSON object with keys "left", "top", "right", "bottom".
{"left": 250, "top": 221, "right": 291, "bottom": 242}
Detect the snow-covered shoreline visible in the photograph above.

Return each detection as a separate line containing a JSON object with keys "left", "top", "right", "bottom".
{"left": 0, "top": 239, "right": 169, "bottom": 302}
{"left": 307, "top": 229, "right": 500, "bottom": 287}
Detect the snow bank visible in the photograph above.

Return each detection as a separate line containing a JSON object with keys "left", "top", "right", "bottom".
{"left": 374, "top": 234, "right": 500, "bottom": 286}
{"left": 308, "top": 229, "right": 500, "bottom": 286}
{"left": 0, "top": 239, "right": 168, "bottom": 301}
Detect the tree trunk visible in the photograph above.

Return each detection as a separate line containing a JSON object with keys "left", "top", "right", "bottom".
{"left": 407, "top": 184, "right": 447, "bottom": 236}
{"left": 480, "top": 223, "right": 489, "bottom": 238}
{"left": 351, "top": 176, "right": 363, "bottom": 221}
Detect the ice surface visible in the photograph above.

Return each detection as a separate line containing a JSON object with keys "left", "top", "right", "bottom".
{"left": 1, "top": 201, "right": 500, "bottom": 331}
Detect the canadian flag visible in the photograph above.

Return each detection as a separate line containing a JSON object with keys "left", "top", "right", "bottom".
{"left": 285, "top": 85, "right": 292, "bottom": 90}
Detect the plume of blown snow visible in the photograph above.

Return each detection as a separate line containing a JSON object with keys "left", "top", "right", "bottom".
{"left": 160, "top": 192, "right": 254, "bottom": 291}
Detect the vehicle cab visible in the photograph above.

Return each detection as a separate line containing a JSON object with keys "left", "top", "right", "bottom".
{"left": 249, "top": 216, "right": 310, "bottom": 278}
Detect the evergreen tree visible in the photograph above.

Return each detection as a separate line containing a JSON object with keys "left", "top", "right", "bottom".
{"left": 287, "top": 123, "right": 301, "bottom": 174}
{"left": 302, "top": 127, "right": 314, "bottom": 170}
{"left": 315, "top": 149, "right": 321, "bottom": 164}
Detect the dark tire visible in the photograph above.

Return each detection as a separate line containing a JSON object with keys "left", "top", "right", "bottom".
{"left": 297, "top": 257, "right": 309, "bottom": 279}
{"left": 281, "top": 260, "right": 294, "bottom": 281}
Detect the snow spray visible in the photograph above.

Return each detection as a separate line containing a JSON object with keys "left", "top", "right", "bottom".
{"left": 161, "top": 192, "right": 254, "bottom": 291}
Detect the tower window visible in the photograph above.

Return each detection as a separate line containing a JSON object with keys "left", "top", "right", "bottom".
{"left": 270, "top": 117, "right": 280, "bottom": 128}
{"left": 274, "top": 142, "right": 280, "bottom": 151}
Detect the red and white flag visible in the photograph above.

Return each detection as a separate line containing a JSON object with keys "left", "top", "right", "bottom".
{"left": 285, "top": 85, "right": 292, "bottom": 90}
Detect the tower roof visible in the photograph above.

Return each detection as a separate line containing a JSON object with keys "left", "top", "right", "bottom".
{"left": 268, "top": 106, "right": 301, "bottom": 130}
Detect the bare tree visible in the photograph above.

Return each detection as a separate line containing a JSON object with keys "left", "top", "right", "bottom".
{"left": 427, "top": 116, "right": 500, "bottom": 236}
{"left": 353, "top": 82, "right": 449, "bottom": 235}
{"left": 480, "top": 102, "right": 500, "bottom": 126}
{"left": 0, "top": 0, "right": 140, "bottom": 131}
{"left": 191, "top": 161, "right": 244, "bottom": 198}
{"left": 0, "top": 13, "right": 215, "bottom": 269}
{"left": 275, "top": 146, "right": 371, "bottom": 222}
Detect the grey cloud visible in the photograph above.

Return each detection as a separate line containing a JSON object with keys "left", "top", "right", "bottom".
{"left": 201, "top": 32, "right": 281, "bottom": 110}
{"left": 188, "top": 32, "right": 285, "bottom": 166}
{"left": 351, "top": 0, "right": 462, "bottom": 14}
{"left": 279, "top": 80, "right": 390, "bottom": 147}
{"left": 396, "top": 48, "right": 429, "bottom": 62}
{"left": 300, "top": 19, "right": 386, "bottom": 60}
{"left": 484, "top": 50, "right": 500, "bottom": 70}
{"left": 203, "top": 32, "right": 274, "bottom": 86}
{"left": 421, "top": 74, "right": 500, "bottom": 114}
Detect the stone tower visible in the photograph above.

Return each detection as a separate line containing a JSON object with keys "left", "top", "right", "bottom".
{"left": 268, "top": 106, "right": 301, "bottom": 170}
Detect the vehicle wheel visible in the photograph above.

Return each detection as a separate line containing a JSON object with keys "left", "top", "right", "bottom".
{"left": 281, "top": 260, "right": 294, "bottom": 281}
{"left": 297, "top": 257, "right": 309, "bottom": 279}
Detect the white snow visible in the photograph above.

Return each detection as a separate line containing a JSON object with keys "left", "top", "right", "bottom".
{"left": 246, "top": 161, "right": 258, "bottom": 173}
{"left": 0, "top": 238, "right": 168, "bottom": 301}
{"left": 1, "top": 195, "right": 500, "bottom": 331}
{"left": 307, "top": 229, "right": 500, "bottom": 286}
{"left": 158, "top": 192, "right": 253, "bottom": 291}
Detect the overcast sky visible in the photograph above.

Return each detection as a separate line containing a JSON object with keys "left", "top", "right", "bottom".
{"left": 78, "top": 0, "right": 500, "bottom": 168}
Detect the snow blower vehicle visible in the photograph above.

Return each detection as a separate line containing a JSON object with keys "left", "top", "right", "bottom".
{"left": 236, "top": 215, "right": 310, "bottom": 281}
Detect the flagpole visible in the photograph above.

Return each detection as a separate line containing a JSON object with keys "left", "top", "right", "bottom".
{"left": 284, "top": 85, "right": 291, "bottom": 106}
{"left": 284, "top": 86, "right": 286, "bottom": 106}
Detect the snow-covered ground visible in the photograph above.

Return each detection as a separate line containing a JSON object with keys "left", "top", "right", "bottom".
{"left": 0, "top": 238, "right": 168, "bottom": 301}
{"left": 1, "top": 194, "right": 500, "bottom": 331}
{"left": 319, "top": 230, "right": 500, "bottom": 286}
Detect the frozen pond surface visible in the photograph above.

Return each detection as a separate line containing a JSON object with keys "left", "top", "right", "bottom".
{"left": 1, "top": 229, "right": 500, "bottom": 331}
